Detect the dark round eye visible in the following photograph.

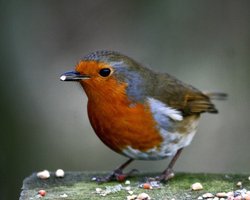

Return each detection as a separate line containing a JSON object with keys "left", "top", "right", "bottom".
{"left": 99, "top": 68, "right": 111, "bottom": 77}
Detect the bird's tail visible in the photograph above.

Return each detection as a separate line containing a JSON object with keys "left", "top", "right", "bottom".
{"left": 204, "top": 92, "right": 228, "bottom": 100}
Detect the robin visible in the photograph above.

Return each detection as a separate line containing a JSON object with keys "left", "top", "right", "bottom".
{"left": 60, "top": 50, "right": 227, "bottom": 182}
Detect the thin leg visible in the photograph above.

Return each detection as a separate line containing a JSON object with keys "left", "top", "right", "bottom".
{"left": 166, "top": 148, "right": 183, "bottom": 170}
{"left": 94, "top": 158, "right": 135, "bottom": 183}
{"left": 115, "top": 158, "right": 134, "bottom": 171}
{"left": 158, "top": 148, "right": 183, "bottom": 182}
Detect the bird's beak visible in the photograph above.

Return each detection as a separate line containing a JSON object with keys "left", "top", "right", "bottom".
{"left": 60, "top": 71, "right": 90, "bottom": 81}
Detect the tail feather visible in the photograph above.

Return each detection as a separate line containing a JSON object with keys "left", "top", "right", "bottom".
{"left": 203, "top": 92, "right": 228, "bottom": 100}
{"left": 200, "top": 92, "right": 228, "bottom": 114}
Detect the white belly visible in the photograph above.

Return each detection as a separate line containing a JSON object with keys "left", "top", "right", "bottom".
{"left": 122, "top": 126, "right": 198, "bottom": 160}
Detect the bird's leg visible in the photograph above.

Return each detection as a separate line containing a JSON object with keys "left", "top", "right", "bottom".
{"left": 157, "top": 148, "right": 183, "bottom": 182}
{"left": 94, "top": 158, "right": 135, "bottom": 183}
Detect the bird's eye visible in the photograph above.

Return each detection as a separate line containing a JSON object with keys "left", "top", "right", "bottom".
{"left": 99, "top": 68, "right": 111, "bottom": 77}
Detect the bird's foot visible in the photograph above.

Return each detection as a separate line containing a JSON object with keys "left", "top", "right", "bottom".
{"left": 146, "top": 168, "right": 175, "bottom": 183}
{"left": 92, "top": 169, "right": 138, "bottom": 183}
{"left": 157, "top": 168, "right": 175, "bottom": 182}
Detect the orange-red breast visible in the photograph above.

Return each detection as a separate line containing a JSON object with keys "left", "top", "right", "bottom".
{"left": 60, "top": 50, "right": 227, "bottom": 182}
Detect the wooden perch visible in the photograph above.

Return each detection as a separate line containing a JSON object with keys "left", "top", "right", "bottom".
{"left": 20, "top": 171, "right": 250, "bottom": 200}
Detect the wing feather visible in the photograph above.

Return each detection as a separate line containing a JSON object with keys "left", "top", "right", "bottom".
{"left": 152, "top": 73, "right": 218, "bottom": 115}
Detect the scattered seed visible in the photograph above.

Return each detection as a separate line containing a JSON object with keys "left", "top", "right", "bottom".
{"left": 95, "top": 184, "right": 124, "bottom": 196}
{"left": 137, "top": 192, "right": 151, "bottom": 200}
{"left": 55, "top": 169, "right": 65, "bottom": 178}
{"left": 191, "top": 182, "right": 203, "bottom": 191}
{"left": 202, "top": 192, "right": 214, "bottom": 198}
{"left": 149, "top": 181, "right": 161, "bottom": 188}
{"left": 245, "top": 194, "right": 250, "bottom": 200}
{"left": 100, "top": 193, "right": 107, "bottom": 196}
{"left": 216, "top": 192, "right": 227, "bottom": 198}
{"left": 227, "top": 191, "right": 234, "bottom": 197}
{"left": 142, "top": 183, "right": 152, "bottom": 190}
{"left": 127, "top": 194, "right": 137, "bottom": 200}
{"left": 236, "top": 181, "right": 242, "bottom": 187}
{"left": 37, "top": 170, "right": 50, "bottom": 179}
{"left": 95, "top": 188, "right": 102, "bottom": 193}
{"left": 59, "top": 193, "right": 68, "bottom": 198}
{"left": 125, "top": 186, "right": 131, "bottom": 191}
{"left": 197, "top": 190, "right": 250, "bottom": 200}
{"left": 38, "top": 190, "right": 46, "bottom": 197}
{"left": 235, "top": 189, "right": 247, "bottom": 197}
{"left": 128, "top": 190, "right": 134, "bottom": 195}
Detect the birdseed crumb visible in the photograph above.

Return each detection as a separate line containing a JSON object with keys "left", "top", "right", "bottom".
{"left": 191, "top": 182, "right": 203, "bottom": 191}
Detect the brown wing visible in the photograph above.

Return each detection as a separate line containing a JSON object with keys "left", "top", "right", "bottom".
{"left": 153, "top": 73, "right": 218, "bottom": 116}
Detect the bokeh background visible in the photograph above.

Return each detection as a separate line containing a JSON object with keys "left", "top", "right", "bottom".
{"left": 1, "top": 0, "right": 250, "bottom": 199}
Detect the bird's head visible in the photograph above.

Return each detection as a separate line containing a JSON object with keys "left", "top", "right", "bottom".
{"left": 60, "top": 50, "right": 155, "bottom": 102}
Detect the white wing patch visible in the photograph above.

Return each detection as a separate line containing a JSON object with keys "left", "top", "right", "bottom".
{"left": 147, "top": 97, "right": 183, "bottom": 121}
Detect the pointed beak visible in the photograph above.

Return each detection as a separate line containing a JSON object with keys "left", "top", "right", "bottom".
{"left": 60, "top": 71, "right": 90, "bottom": 81}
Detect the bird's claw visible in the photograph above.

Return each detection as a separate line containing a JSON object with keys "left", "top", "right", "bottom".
{"left": 157, "top": 168, "right": 175, "bottom": 182}
{"left": 145, "top": 168, "right": 175, "bottom": 183}
{"left": 92, "top": 169, "right": 139, "bottom": 183}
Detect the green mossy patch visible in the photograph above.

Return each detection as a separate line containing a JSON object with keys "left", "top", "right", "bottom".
{"left": 20, "top": 172, "right": 250, "bottom": 200}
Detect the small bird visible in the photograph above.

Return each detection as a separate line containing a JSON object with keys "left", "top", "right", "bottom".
{"left": 60, "top": 50, "right": 226, "bottom": 182}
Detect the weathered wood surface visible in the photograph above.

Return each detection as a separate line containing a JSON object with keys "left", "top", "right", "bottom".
{"left": 20, "top": 171, "right": 250, "bottom": 200}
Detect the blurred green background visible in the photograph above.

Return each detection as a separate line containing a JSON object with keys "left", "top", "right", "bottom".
{"left": 1, "top": 0, "right": 250, "bottom": 199}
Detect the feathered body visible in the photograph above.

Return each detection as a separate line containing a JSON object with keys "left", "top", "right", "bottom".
{"left": 71, "top": 51, "right": 222, "bottom": 160}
